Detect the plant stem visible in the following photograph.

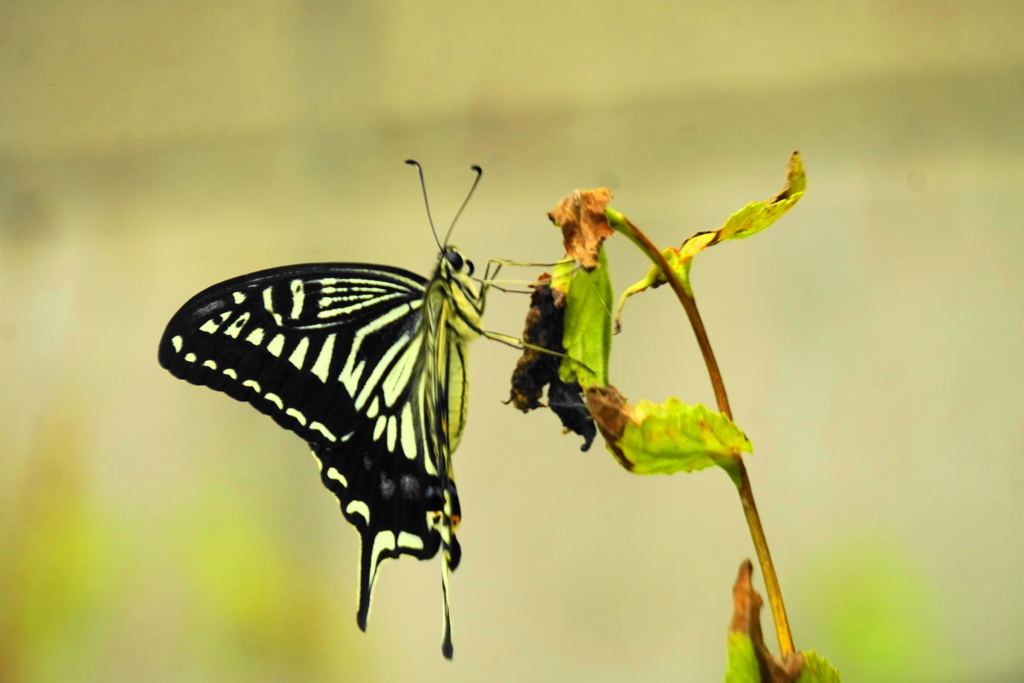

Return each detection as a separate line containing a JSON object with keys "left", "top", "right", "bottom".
{"left": 612, "top": 215, "right": 731, "bottom": 415}
{"left": 736, "top": 458, "right": 795, "bottom": 657}
{"left": 612, "top": 213, "right": 794, "bottom": 657}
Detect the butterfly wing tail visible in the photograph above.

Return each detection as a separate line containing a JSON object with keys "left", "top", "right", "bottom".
{"left": 440, "top": 543, "right": 456, "bottom": 659}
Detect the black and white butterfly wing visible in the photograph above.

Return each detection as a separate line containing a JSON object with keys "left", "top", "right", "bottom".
{"left": 158, "top": 262, "right": 454, "bottom": 641}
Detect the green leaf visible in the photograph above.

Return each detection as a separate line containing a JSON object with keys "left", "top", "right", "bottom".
{"left": 795, "top": 651, "right": 841, "bottom": 683}
{"left": 724, "top": 632, "right": 762, "bottom": 683}
{"left": 616, "top": 399, "right": 752, "bottom": 475}
{"left": 557, "top": 247, "right": 612, "bottom": 388}
{"left": 724, "top": 639, "right": 841, "bottom": 683}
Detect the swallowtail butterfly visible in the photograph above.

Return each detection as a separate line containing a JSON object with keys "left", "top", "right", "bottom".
{"left": 159, "top": 163, "right": 488, "bottom": 658}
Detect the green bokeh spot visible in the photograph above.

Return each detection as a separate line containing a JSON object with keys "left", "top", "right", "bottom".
{"left": 801, "top": 534, "right": 944, "bottom": 681}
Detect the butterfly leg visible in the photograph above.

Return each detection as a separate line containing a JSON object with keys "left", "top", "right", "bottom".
{"left": 482, "top": 330, "right": 596, "bottom": 373}
{"left": 483, "top": 256, "right": 573, "bottom": 272}
{"left": 479, "top": 258, "right": 574, "bottom": 294}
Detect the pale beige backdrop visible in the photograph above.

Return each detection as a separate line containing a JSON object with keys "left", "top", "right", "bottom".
{"left": 2, "top": 2, "right": 1022, "bottom": 682}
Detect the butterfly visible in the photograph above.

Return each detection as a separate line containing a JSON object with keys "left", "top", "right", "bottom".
{"left": 158, "top": 162, "right": 488, "bottom": 658}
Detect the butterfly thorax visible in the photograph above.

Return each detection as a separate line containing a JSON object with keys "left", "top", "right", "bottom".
{"left": 423, "top": 247, "right": 484, "bottom": 463}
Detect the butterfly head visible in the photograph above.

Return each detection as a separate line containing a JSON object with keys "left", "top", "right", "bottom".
{"left": 440, "top": 247, "right": 475, "bottom": 277}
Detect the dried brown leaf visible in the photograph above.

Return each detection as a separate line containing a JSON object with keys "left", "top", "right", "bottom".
{"left": 547, "top": 188, "right": 615, "bottom": 270}
{"left": 585, "top": 385, "right": 632, "bottom": 471}
{"left": 767, "top": 151, "right": 806, "bottom": 204}
{"left": 730, "top": 561, "right": 805, "bottom": 683}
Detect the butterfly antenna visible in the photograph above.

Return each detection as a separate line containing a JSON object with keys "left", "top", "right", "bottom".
{"left": 442, "top": 165, "right": 483, "bottom": 247}
{"left": 406, "top": 159, "right": 443, "bottom": 253}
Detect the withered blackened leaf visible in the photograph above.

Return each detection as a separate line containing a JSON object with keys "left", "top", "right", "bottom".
{"left": 509, "top": 274, "right": 596, "bottom": 451}
{"left": 548, "top": 380, "right": 596, "bottom": 451}
{"left": 509, "top": 274, "right": 559, "bottom": 411}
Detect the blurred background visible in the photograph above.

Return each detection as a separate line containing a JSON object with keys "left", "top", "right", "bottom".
{"left": 2, "top": 2, "right": 1022, "bottom": 681}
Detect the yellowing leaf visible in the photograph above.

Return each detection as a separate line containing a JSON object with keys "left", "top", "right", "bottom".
{"left": 614, "top": 152, "right": 806, "bottom": 330}
{"left": 586, "top": 388, "right": 752, "bottom": 475}
{"left": 611, "top": 235, "right": 712, "bottom": 329}
{"left": 719, "top": 151, "right": 806, "bottom": 242}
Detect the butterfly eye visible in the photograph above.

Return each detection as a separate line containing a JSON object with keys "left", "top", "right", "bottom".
{"left": 465, "top": 259, "right": 475, "bottom": 276}
{"left": 445, "top": 250, "right": 464, "bottom": 271}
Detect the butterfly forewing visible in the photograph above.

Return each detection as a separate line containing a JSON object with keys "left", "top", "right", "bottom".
{"left": 159, "top": 257, "right": 481, "bottom": 657}
{"left": 160, "top": 264, "right": 427, "bottom": 447}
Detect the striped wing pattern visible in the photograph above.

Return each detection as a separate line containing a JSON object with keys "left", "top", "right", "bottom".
{"left": 159, "top": 257, "right": 481, "bottom": 657}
